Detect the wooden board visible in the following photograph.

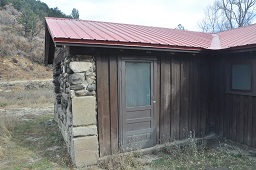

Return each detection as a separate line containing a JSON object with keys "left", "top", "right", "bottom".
{"left": 96, "top": 56, "right": 111, "bottom": 156}
{"left": 252, "top": 98, "right": 256, "bottom": 147}
{"left": 189, "top": 57, "right": 199, "bottom": 137}
{"left": 160, "top": 56, "right": 171, "bottom": 143}
{"left": 180, "top": 56, "right": 190, "bottom": 139}
{"left": 238, "top": 95, "right": 245, "bottom": 143}
{"left": 200, "top": 58, "right": 209, "bottom": 136}
{"left": 246, "top": 96, "right": 253, "bottom": 146}
{"left": 170, "top": 56, "right": 180, "bottom": 141}
{"left": 109, "top": 56, "right": 118, "bottom": 153}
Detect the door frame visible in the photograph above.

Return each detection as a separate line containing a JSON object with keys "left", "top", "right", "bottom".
{"left": 118, "top": 56, "right": 158, "bottom": 150}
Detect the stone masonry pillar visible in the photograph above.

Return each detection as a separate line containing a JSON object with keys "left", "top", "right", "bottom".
{"left": 54, "top": 50, "right": 99, "bottom": 168}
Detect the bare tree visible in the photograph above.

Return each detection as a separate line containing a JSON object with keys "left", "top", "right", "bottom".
{"left": 198, "top": 0, "right": 256, "bottom": 32}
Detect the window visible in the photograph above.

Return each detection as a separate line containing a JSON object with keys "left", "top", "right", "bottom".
{"left": 228, "top": 60, "right": 255, "bottom": 95}
{"left": 125, "top": 62, "right": 151, "bottom": 107}
{"left": 231, "top": 64, "right": 252, "bottom": 91}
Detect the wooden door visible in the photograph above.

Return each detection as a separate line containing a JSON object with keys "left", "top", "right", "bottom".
{"left": 119, "top": 58, "right": 157, "bottom": 151}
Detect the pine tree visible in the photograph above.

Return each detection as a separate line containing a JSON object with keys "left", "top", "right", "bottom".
{"left": 71, "top": 8, "right": 79, "bottom": 19}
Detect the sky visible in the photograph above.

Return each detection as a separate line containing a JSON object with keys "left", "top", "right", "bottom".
{"left": 41, "top": 0, "right": 215, "bottom": 31}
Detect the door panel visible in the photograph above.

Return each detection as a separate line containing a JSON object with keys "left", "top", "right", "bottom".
{"left": 120, "top": 59, "right": 156, "bottom": 151}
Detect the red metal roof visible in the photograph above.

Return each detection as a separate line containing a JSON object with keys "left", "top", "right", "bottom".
{"left": 217, "top": 24, "right": 256, "bottom": 49}
{"left": 45, "top": 17, "right": 256, "bottom": 51}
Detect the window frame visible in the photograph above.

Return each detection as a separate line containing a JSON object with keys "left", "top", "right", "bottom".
{"left": 227, "top": 59, "right": 256, "bottom": 96}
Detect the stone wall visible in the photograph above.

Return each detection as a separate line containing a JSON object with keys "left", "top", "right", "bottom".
{"left": 53, "top": 47, "right": 99, "bottom": 167}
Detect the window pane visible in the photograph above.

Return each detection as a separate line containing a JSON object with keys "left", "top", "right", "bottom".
{"left": 232, "top": 64, "right": 251, "bottom": 90}
{"left": 126, "top": 62, "right": 151, "bottom": 107}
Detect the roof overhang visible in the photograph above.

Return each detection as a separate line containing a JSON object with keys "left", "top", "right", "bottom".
{"left": 53, "top": 37, "right": 206, "bottom": 52}
{"left": 45, "top": 36, "right": 256, "bottom": 65}
{"left": 219, "top": 44, "right": 256, "bottom": 53}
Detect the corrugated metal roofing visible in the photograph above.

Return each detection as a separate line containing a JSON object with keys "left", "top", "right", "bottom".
{"left": 45, "top": 17, "right": 256, "bottom": 50}
{"left": 217, "top": 23, "right": 256, "bottom": 49}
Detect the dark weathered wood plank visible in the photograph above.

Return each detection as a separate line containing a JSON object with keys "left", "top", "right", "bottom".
{"left": 195, "top": 57, "right": 201, "bottom": 137}
{"left": 224, "top": 94, "right": 231, "bottom": 139}
{"left": 156, "top": 59, "right": 161, "bottom": 144}
{"left": 200, "top": 58, "right": 209, "bottom": 136}
{"left": 243, "top": 96, "right": 248, "bottom": 145}
{"left": 180, "top": 56, "right": 190, "bottom": 139}
{"left": 252, "top": 97, "right": 256, "bottom": 147}
{"left": 222, "top": 57, "right": 228, "bottom": 138}
{"left": 190, "top": 57, "right": 199, "bottom": 137}
{"left": 218, "top": 58, "right": 225, "bottom": 137}
{"left": 229, "top": 95, "right": 234, "bottom": 139}
{"left": 170, "top": 56, "right": 180, "bottom": 141}
{"left": 246, "top": 96, "right": 253, "bottom": 146}
{"left": 96, "top": 56, "right": 104, "bottom": 156}
{"left": 160, "top": 56, "right": 171, "bottom": 143}
{"left": 109, "top": 56, "right": 118, "bottom": 153}
{"left": 209, "top": 58, "right": 218, "bottom": 135}
{"left": 213, "top": 57, "right": 221, "bottom": 136}
{"left": 231, "top": 95, "right": 239, "bottom": 141}
{"left": 237, "top": 95, "right": 245, "bottom": 143}
{"left": 97, "top": 56, "right": 111, "bottom": 156}
{"left": 243, "top": 96, "right": 249, "bottom": 145}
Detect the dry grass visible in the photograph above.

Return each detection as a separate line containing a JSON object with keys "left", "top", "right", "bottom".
{"left": 0, "top": 56, "right": 52, "bottom": 81}
{"left": 0, "top": 114, "right": 18, "bottom": 158}
{"left": 0, "top": 114, "right": 73, "bottom": 170}
{"left": 0, "top": 89, "right": 54, "bottom": 107}
{"left": 152, "top": 136, "right": 256, "bottom": 170}
{"left": 98, "top": 134, "right": 256, "bottom": 170}
{"left": 99, "top": 153, "right": 143, "bottom": 170}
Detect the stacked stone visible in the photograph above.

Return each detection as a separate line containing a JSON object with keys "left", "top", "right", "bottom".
{"left": 53, "top": 49, "right": 99, "bottom": 167}
{"left": 53, "top": 63, "right": 61, "bottom": 122}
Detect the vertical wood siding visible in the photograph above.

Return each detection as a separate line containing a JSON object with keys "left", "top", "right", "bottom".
{"left": 97, "top": 55, "right": 119, "bottom": 157}
{"left": 162, "top": 55, "right": 210, "bottom": 142}
{"left": 160, "top": 56, "right": 171, "bottom": 143}
{"left": 219, "top": 94, "right": 256, "bottom": 147}
{"left": 210, "top": 54, "right": 256, "bottom": 148}
{"left": 97, "top": 54, "right": 211, "bottom": 156}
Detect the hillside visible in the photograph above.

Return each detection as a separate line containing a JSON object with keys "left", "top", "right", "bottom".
{"left": 0, "top": 5, "right": 49, "bottom": 80}
{"left": 0, "top": 56, "right": 51, "bottom": 81}
{"left": 0, "top": 1, "right": 75, "bottom": 81}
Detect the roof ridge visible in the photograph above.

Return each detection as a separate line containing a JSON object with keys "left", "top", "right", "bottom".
{"left": 208, "top": 34, "right": 221, "bottom": 49}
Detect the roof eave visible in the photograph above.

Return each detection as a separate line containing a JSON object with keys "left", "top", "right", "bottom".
{"left": 53, "top": 38, "right": 206, "bottom": 52}
{"left": 220, "top": 44, "right": 256, "bottom": 53}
